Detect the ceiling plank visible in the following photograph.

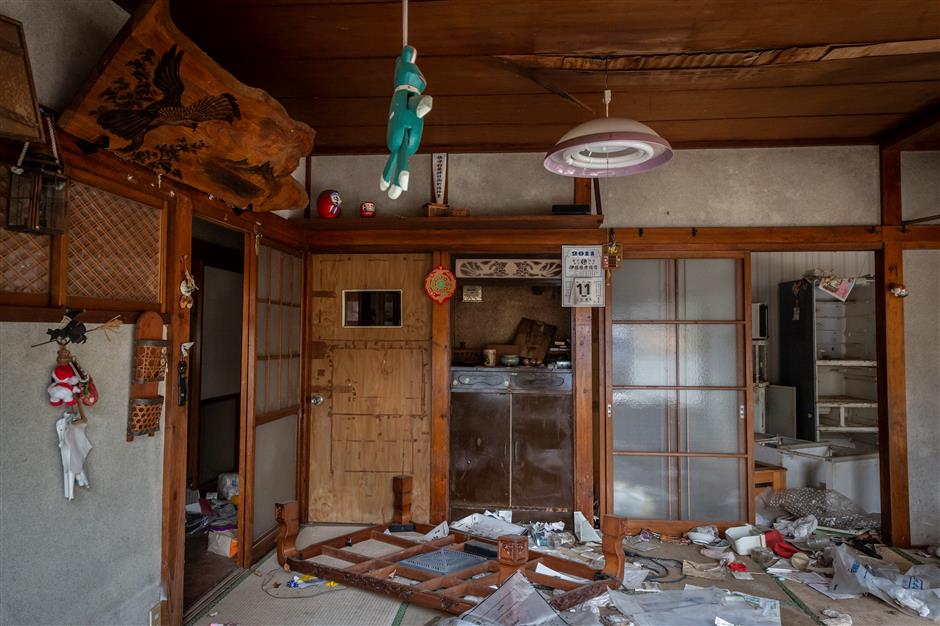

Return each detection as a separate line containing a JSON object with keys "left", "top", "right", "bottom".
{"left": 222, "top": 53, "right": 940, "bottom": 99}
{"left": 312, "top": 113, "right": 907, "bottom": 153}
{"left": 163, "top": 1, "right": 940, "bottom": 61}
{"left": 285, "top": 82, "right": 940, "bottom": 128}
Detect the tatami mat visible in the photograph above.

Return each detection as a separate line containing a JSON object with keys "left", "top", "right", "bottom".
{"left": 189, "top": 524, "right": 445, "bottom": 626}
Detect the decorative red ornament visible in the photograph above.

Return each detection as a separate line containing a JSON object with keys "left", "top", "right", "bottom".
{"left": 424, "top": 266, "right": 457, "bottom": 304}
{"left": 316, "top": 190, "right": 342, "bottom": 218}
{"left": 359, "top": 201, "right": 377, "bottom": 218}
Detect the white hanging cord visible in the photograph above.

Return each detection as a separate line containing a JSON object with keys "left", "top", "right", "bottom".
{"left": 44, "top": 113, "right": 61, "bottom": 167}
{"left": 603, "top": 57, "right": 611, "bottom": 118}
{"left": 12, "top": 141, "right": 29, "bottom": 174}
{"left": 402, "top": 0, "right": 408, "bottom": 47}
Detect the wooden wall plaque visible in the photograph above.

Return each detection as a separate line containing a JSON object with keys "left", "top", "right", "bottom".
{"left": 59, "top": 0, "right": 315, "bottom": 212}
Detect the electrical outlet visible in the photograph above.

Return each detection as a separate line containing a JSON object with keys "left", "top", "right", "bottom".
{"left": 148, "top": 603, "right": 162, "bottom": 626}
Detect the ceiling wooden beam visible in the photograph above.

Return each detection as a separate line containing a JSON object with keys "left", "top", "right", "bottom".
{"left": 880, "top": 101, "right": 940, "bottom": 150}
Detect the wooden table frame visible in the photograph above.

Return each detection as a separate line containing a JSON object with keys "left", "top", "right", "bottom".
{"left": 274, "top": 476, "right": 630, "bottom": 615}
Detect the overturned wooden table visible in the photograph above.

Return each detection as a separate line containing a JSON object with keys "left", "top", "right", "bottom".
{"left": 275, "top": 476, "right": 631, "bottom": 615}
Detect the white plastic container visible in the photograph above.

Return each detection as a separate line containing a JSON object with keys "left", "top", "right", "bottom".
{"left": 725, "top": 524, "right": 767, "bottom": 556}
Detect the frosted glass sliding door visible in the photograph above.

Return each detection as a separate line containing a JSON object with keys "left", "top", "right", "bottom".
{"left": 609, "top": 258, "right": 749, "bottom": 522}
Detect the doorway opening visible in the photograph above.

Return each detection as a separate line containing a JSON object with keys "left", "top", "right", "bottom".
{"left": 183, "top": 218, "right": 246, "bottom": 615}
{"left": 750, "top": 251, "right": 880, "bottom": 517}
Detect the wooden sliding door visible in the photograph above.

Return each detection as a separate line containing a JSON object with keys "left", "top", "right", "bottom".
{"left": 606, "top": 256, "right": 751, "bottom": 525}
{"left": 241, "top": 241, "right": 305, "bottom": 561}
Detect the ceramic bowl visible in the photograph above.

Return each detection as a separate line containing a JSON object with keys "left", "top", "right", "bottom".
{"left": 500, "top": 354, "right": 520, "bottom": 366}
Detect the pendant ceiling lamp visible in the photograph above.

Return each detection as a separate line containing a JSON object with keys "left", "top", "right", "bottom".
{"left": 543, "top": 60, "right": 672, "bottom": 178}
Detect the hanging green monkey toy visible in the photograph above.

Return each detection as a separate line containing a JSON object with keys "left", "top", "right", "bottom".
{"left": 380, "top": 45, "right": 432, "bottom": 199}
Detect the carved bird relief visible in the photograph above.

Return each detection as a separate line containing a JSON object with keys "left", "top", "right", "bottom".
{"left": 96, "top": 45, "right": 241, "bottom": 152}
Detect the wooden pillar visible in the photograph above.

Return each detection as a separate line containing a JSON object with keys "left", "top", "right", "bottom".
{"left": 573, "top": 307, "right": 594, "bottom": 521}
{"left": 876, "top": 242, "right": 911, "bottom": 547}
{"left": 160, "top": 192, "right": 192, "bottom": 626}
{"left": 876, "top": 146, "right": 911, "bottom": 547}
{"left": 429, "top": 250, "right": 451, "bottom": 523}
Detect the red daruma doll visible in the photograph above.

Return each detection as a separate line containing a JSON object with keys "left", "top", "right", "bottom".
{"left": 317, "top": 190, "right": 342, "bottom": 218}
{"left": 359, "top": 201, "right": 376, "bottom": 218}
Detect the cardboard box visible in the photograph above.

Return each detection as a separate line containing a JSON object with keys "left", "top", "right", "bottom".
{"left": 208, "top": 529, "right": 238, "bottom": 558}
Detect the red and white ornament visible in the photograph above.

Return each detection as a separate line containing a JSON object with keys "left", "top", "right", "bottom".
{"left": 359, "top": 201, "right": 376, "bottom": 218}
{"left": 48, "top": 364, "right": 80, "bottom": 407}
{"left": 317, "top": 190, "right": 342, "bottom": 219}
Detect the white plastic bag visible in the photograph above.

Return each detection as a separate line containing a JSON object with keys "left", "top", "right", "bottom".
{"left": 831, "top": 544, "right": 940, "bottom": 621}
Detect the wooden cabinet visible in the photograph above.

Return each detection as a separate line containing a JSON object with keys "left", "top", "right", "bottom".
{"left": 449, "top": 367, "right": 573, "bottom": 523}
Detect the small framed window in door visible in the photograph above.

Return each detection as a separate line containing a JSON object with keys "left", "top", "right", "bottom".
{"left": 606, "top": 255, "right": 751, "bottom": 526}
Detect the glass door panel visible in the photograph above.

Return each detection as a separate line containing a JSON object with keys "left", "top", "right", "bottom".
{"left": 251, "top": 243, "right": 304, "bottom": 542}
{"left": 612, "top": 390, "right": 674, "bottom": 452}
{"left": 609, "top": 256, "right": 749, "bottom": 523}
{"left": 612, "top": 324, "right": 676, "bottom": 386}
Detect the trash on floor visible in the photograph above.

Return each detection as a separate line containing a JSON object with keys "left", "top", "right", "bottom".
{"left": 609, "top": 586, "right": 782, "bottom": 626}
{"left": 820, "top": 608, "right": 853, "bottom": 626}
{"left": 438, "top": 571, "right": 569, "bottom": 626}
{"left": 766, "top": 488, "right": 879, "bottom": 532}
{"left": 451, "top": 512, "right": 526, "bottom": 539}
{"left": 831, "top": 543, "right": 940, "bottom": 620}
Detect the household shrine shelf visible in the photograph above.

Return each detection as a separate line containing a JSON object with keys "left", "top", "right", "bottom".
{"left": 449, "top": 366, "right": 573, "bottom": 524}
{"left": 301, "top": 214, "right": 604, "bottom": 231}
{"left": 778, "top": 279, "right": 878, "bottom": 442}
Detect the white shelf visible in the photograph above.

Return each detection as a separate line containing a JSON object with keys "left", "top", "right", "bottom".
{"left": 817, "top": 395, "right": 878, "bottom": 408}
{"left": 818, "top": 426, "right": 879, "bottom": 433}
{"left": 817, "top": 359, "right": 876, "bottom": 368}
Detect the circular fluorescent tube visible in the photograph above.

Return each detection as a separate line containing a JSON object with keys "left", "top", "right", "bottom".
{"left": 543, "top": 117, "right": 673, "bottom": 177}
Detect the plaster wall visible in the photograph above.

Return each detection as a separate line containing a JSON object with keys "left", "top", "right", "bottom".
{"left": 902, "top": 250, "right": 940, "bottom": 546}
{"left": 308, "top": 147, "right": 881, "bottom": 226}
{"left": 0, "top": 0, "right": 129, "bottom": 112}
{"left": 0, "top": 322, "right": 163, "bottom": 625}
{"left": 901, "top": 151, "right": 940, "bottom": 221}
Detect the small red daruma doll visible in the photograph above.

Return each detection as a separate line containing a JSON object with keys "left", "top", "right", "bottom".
{"left": 316, "top": 190, "right": 342, "bottom": 219}
{"left": 359, "top": 201, "right": 377, "bottom": 218}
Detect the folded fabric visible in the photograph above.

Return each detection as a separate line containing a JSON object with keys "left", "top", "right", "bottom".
{"left": 764, "top": 530, "right": 800, "bottom": 558}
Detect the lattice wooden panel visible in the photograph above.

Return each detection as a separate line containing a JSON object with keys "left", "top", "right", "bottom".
{"left": 0, "top": 169, "right": 50, "bottom": 294}
{"left": 67, "top": 182, "right": 162, "bottom": 304}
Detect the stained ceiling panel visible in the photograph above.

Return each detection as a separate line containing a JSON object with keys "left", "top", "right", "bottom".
{"left": 118, "top": 0, "right": 940, "bottom": 153}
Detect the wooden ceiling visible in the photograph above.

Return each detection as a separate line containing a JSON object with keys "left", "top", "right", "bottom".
{"left": 116, "top": 0, "right": 940, "bottom": 154}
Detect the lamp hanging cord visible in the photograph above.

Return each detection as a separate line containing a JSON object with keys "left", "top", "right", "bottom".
{"left": 402, "top": 0, "right": 408, "bottom": 47}
{"left": 603, "top": 57, "right": 611, "bottom": 119}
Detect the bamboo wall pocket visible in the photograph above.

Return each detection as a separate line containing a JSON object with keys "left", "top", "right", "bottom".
{"left": 127, "top": 311, "right": 165, "bottom": 440}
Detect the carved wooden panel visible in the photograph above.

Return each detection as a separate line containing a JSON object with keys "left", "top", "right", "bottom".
{"left": 455, "top": 258, "right": 562, "bottom": 279}
{"left": 67, "top": 181, "right": 163, "bottom": 304}
{"left": 0, "top": 169, "right": 50, "bottom": 294}
{"left": 59, "top": 0, "right": 314, "bottom": 212}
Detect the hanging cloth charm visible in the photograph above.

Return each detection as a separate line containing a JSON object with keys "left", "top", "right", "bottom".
{"left": 56, "top": 414, "right": 92, "bottom": 500}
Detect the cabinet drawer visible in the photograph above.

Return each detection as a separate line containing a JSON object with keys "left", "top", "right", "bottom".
{"left": 510, "top": 371, "right": 571, "bottom": 393}
{"left": 452, "top": 371, "right": 510, "bottom": 391}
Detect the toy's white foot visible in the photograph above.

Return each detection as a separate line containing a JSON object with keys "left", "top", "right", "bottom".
{"left": 379, "top": 174, "right": 391, "bottom": 191}
{"left": 416, "top": 95, "right": 433, "bottom": 118}
{"left": 388, "top": 185, "right": 402, "bottom": 199}
{"left": 398, "top": 170, "right": 410, "bottom": 191}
